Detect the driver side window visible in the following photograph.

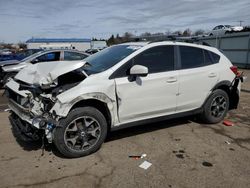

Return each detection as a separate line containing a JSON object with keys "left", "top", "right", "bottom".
{"left": 110, "top": 45, "right": 175, "bottom": 79}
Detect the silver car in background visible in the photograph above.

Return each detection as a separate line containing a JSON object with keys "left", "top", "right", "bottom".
{"left": 0, "top": 49, "right": 89, "bottom": 85}
{"left": 209, "top": 25, "right": 243, "bottom": 36}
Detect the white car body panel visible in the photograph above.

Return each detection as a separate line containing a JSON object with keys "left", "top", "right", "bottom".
{"left": 115, "top": 70, "right": 178, "bottom": 124}
{"left": 177, "top": 64, "right": 219, "bottom": 112}
{"left": 5, "top": 41, "right": 240, "bottom": 132}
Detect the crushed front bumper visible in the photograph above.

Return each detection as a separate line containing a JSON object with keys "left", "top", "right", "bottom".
{"left": 9, "top": 113, "right": 41, "bottom": 141}
{"left": 6, "top": 79, "right": 56, "bottom": 142}
{"left": 8, "top": 99, "right": 43, "bottom": 141}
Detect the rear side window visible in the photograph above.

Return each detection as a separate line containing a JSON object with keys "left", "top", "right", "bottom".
{"left": 210, "top": 51, "right": 220, "bottom": 63}
{"left": 179, "top": 46, "right": 204, "bottom": 69}
{"left": 134, "top": 45, "right": 175, "bottom": 73}
{"left": 64, "top": 51, "right": 88, "bottom": 61}
{"left": 204, "top": 50, "right": 220, "bottom": 64}
{"left": 203, "top": 50, "right": 214, "bottom": 65}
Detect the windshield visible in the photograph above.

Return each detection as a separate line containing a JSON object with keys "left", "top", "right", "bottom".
{"left": 82, "top": 45, "right": 141, "bottom": 74}
{"left": 21, "top": 51, "right": 44, "bottom": 62}
{"left": 16, "top": 49, "right": 41, "bottom": 60}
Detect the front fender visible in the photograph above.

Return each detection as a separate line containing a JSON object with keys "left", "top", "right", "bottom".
{"left": 50, "top": 92, "right": 117, "bottom": 125}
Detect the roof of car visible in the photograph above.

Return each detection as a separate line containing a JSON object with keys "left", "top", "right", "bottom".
{"left": 26, "top": 38, "right": 91, "bottom": 43}
{"left": 119, "top": 42, "right": 150, "bottom": 46}
{"left": 39, "top": 49, "right": 87, "bottom": 54}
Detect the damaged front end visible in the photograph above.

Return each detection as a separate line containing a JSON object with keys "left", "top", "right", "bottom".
{"left": 5, "top": 61, "right": 88, "bottom": 143}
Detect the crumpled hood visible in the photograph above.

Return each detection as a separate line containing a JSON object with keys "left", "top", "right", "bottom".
{"left": 15, "top": 60, "right": 86, "bottom": 86}
{"left": 0, "top": 59, "right": 20, "bottom": 67}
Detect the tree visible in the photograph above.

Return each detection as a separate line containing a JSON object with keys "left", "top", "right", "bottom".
{"left": 183, "top": 28, "right": 192, "bottom": 36}
{"left": 194, "top": 29, "right": 205, "bottom": 36}
{"left": 18, "top": 43, "right": 27, "bottom": 50}
{"left": 140, "top": 32, "right": 152, "bottom": 37}
{"left": 122, "top": 32, "right": 133, "bottom": 42}
{"left": 107, "top": 34, "right": 115, "bottom": 46}
{"left": 172, "top": 30, "right": 182, "bottom": 36}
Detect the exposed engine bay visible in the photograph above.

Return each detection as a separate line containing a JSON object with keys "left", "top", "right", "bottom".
{"left": 5, "top": 64, "right": 87, "bottom": 143}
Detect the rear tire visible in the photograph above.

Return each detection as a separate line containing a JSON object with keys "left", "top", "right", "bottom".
{"left": 200, "top": 89, "right": 229, "bottom": 124}
{"left": 53, "top": 107, "right": 107, "bottom": 158}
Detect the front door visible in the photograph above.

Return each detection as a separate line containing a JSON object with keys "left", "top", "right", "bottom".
{"left": 114, "top": 45, "right": 179, "bottom": 124}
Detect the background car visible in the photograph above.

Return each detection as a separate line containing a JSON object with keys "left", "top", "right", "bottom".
{"left": 85, "top": 48, "right": 101, "bottom": 54}
{"left": 209, "top": 25, "right": 244, "bottom": 36}
{"left": 0, "top": 49, "right": 89, "bottom": 86}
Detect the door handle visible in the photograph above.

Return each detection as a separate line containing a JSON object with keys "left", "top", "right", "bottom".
{"left": 208, "top": 73, "right": 217, "bottom": 78}
{"left": 166, "top": 77, "right": 177, "bottom": 83}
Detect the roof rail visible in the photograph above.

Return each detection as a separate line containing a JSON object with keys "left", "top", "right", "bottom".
{"left": 117, "top": 36, "right": 211, "bottom": 47}
{"left": 148, "top": 36, "right": 211, "bottom": 46}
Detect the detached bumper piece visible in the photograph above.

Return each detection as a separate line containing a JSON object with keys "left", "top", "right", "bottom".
{"left": 9, "top": 113, "right": 42, "bottom": 142}
{"left": 229, "top": 72, "right": 243, "bottom": 109}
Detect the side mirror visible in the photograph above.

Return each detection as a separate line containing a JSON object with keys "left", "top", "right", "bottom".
{"left": 129, "top": 65, "right": 148, "bottom": 77}
{"left": 31, "top": 58, "right": 39, "bottom": 64}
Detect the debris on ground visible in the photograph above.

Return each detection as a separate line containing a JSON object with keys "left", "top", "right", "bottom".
{"left": 225, "top": 141, "right": 231, "bottom": 145}
{"left": 223, "top": 120, "right": 234, "bottom": 126}
{"left": 202, "top": 161, "right": 213, "bottom": 167}
{"left": 129, "top": 153, "right": 147, "bottom": 160}
{"left": 173, "top": 150, "right": 186, "bottom": 159}
{"left": 139, "top": 161, "right": 152, "bottom": 170}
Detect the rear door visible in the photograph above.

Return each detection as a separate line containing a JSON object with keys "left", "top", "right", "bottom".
{"left": 113, "top": 45, "right": 179, "bottom": 123}
{"left": 176, "top": 46, "right": 219, "bottom": 112}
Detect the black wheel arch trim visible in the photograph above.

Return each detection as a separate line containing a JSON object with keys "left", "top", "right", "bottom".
{"left": 211, "top": 80, "right": 231, "bottom": 91}
{"left": 209, "top": 80, "right": 239, "bottom": 110}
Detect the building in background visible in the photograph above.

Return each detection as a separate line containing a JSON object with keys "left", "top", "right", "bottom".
{"left": 26, "top": 38, "right": 92, "bottom": 51}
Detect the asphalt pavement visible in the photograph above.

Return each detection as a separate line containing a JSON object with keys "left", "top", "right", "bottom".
{"left": 0, "top": 70, "right": 250, "bottom": 188}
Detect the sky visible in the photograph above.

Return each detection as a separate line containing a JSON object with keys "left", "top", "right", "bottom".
{"left": 0, "top": 0, "right": 250, "bottom": 43}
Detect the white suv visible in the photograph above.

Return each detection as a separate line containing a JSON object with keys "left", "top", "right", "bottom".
{"left": 5, "top": 41, "right": 242, "bottom": 158}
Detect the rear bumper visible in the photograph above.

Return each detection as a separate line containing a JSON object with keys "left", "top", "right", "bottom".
{"left": 229, "top": 73, "right": 243, "bottom": 109}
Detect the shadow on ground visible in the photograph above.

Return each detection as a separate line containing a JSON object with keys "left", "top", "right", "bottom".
{"left": 10, "top": 115, "right": 193, "bottom": 158}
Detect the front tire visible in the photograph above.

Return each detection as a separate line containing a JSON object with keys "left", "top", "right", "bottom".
{"left": 53, "top": 107, "right": 107, "bottom": 158}
{"left": 200, "top": 89, "right": 229, "bottom": 124}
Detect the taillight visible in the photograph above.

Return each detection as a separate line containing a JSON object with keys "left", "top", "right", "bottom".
{"left": 230, "top": 66, "right": 239, "bottom": 75}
